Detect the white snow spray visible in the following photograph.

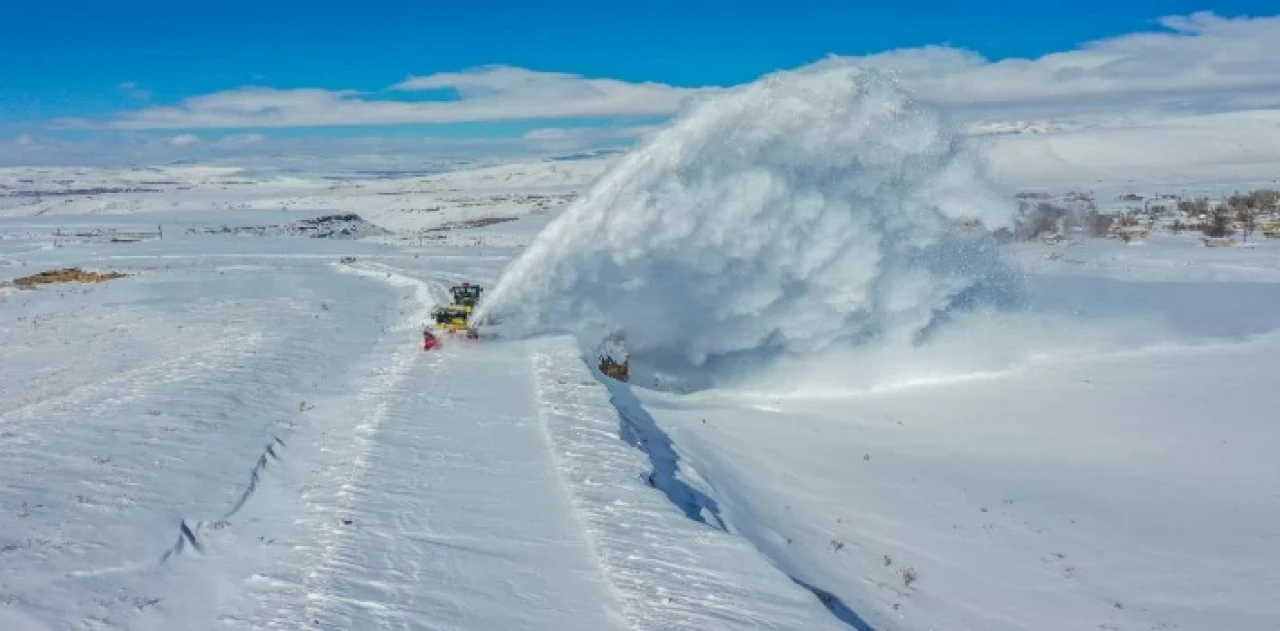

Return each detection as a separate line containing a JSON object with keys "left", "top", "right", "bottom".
{"left": 476, "top": 59, "right": 1022, "bottom": 389}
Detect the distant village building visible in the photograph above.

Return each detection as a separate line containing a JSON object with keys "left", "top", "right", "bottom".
{"left": 1203, "top": 237, "right": 1240, "bottom": 247}
{"left": 1115, "top": 225, "right": 1150, "bottom": 242}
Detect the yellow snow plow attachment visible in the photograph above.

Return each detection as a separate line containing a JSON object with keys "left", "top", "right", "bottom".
{"left": 431, "top": 305, "right": 471, "bottom": 331}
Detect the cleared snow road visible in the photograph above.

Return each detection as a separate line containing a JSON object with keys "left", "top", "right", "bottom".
{"left": 269, "top": 264, "right": 629, "bottom": 630}
{"left": 296, "top": 333, "right": 629, "bottom": 630}
{"left": 288, "top": 263, "right": 844, "bottom": 631}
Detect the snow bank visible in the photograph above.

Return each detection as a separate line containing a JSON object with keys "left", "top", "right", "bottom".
{"left": 530, "top": 339, "right": 849, "bottom": 630}
{"left": 477, "top": 60, "right": 1019, "bottom": 386}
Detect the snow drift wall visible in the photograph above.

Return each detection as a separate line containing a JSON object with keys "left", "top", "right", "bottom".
{"left": 477, "top": 60, "right": 1021, "bottom": 386}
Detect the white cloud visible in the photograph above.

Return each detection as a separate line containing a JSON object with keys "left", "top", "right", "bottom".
{"left": 73, "top": 13, "right": 1278, "bottom": 133}
{"left": 846, "top": 12, "right": 1280, "bottom": 124}
{"left": 89, "top": 66, "right": 708, "bottom": 130}
{"left": 391, "top": 65, "right": 698, "bottom": 111}
{"left": 168, "top": 134, "right": 200, "bottom": 146}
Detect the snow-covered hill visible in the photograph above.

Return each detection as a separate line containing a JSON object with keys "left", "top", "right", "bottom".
{"left": 0, "top": 158, "right": 613, "bottom": 239}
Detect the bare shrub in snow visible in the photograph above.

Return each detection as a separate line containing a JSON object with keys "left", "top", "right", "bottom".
{"left": 902, "top": 567, "right": 919, "bottom": 588}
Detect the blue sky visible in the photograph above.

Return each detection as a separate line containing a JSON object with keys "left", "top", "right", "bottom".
{"left": 5, "top": 1, "right": 1280, "bottom": 161}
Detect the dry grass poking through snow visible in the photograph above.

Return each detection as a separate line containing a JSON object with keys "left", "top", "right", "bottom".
{"left": 11, "top": 267, "right": 129, "bottom": 288}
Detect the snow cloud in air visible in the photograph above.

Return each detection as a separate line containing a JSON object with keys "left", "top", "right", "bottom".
{"left": 476, "top": 59, "right": 1021, "bottom": 384}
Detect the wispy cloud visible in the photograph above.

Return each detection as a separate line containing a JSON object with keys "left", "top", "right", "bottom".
{"left": 70, "top": 66, "right": 708, "bottom": 130}
{"left": 118, "top": 81, "right": 153, "bottom": 100}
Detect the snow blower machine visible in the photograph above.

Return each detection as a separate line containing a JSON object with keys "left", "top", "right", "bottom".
{"left": 423, "top": 282, "right": 484, "bottom": 349}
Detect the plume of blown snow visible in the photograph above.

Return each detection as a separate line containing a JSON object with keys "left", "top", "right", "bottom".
{"left": 477, "top": 59, "right": 1020, "bottom": 385}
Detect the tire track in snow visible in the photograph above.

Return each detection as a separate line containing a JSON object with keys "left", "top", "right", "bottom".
{"left": 290, "top": 260, "right": 629, "bottom": 630}
{"left": 295, "top": 338, "right": 430, "bottom": 628}
{"left": 338, "top": 259, "right": 454, "bottom": 329}
{"left": 291, "top": 261, "right": 445, "bottom": 629}
{"left": 297, "top": 335, "right": 628, "bottom": 629}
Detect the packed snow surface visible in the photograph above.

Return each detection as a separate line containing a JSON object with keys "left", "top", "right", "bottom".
{"left": 477, "top": 61, "right": 1018, "bottom": 384}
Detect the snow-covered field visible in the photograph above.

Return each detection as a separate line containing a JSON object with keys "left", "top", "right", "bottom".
{"left": 0, "top": 212, "right": 844, "bottom": 630}
{"left": 3, "top": 65, "right": 1280, "bottom": 631}
{"left": 629, "top": 241, "right": 1280, "bottom": 630}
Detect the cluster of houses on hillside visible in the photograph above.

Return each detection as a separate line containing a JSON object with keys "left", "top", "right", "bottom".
{"left": 1011, "top": 188, "right": 1280, "bottom": 246}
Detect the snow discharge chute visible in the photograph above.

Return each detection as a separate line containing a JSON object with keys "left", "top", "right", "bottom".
{"left": 475, "top": 59, "right": 1021, "bottom": 387}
